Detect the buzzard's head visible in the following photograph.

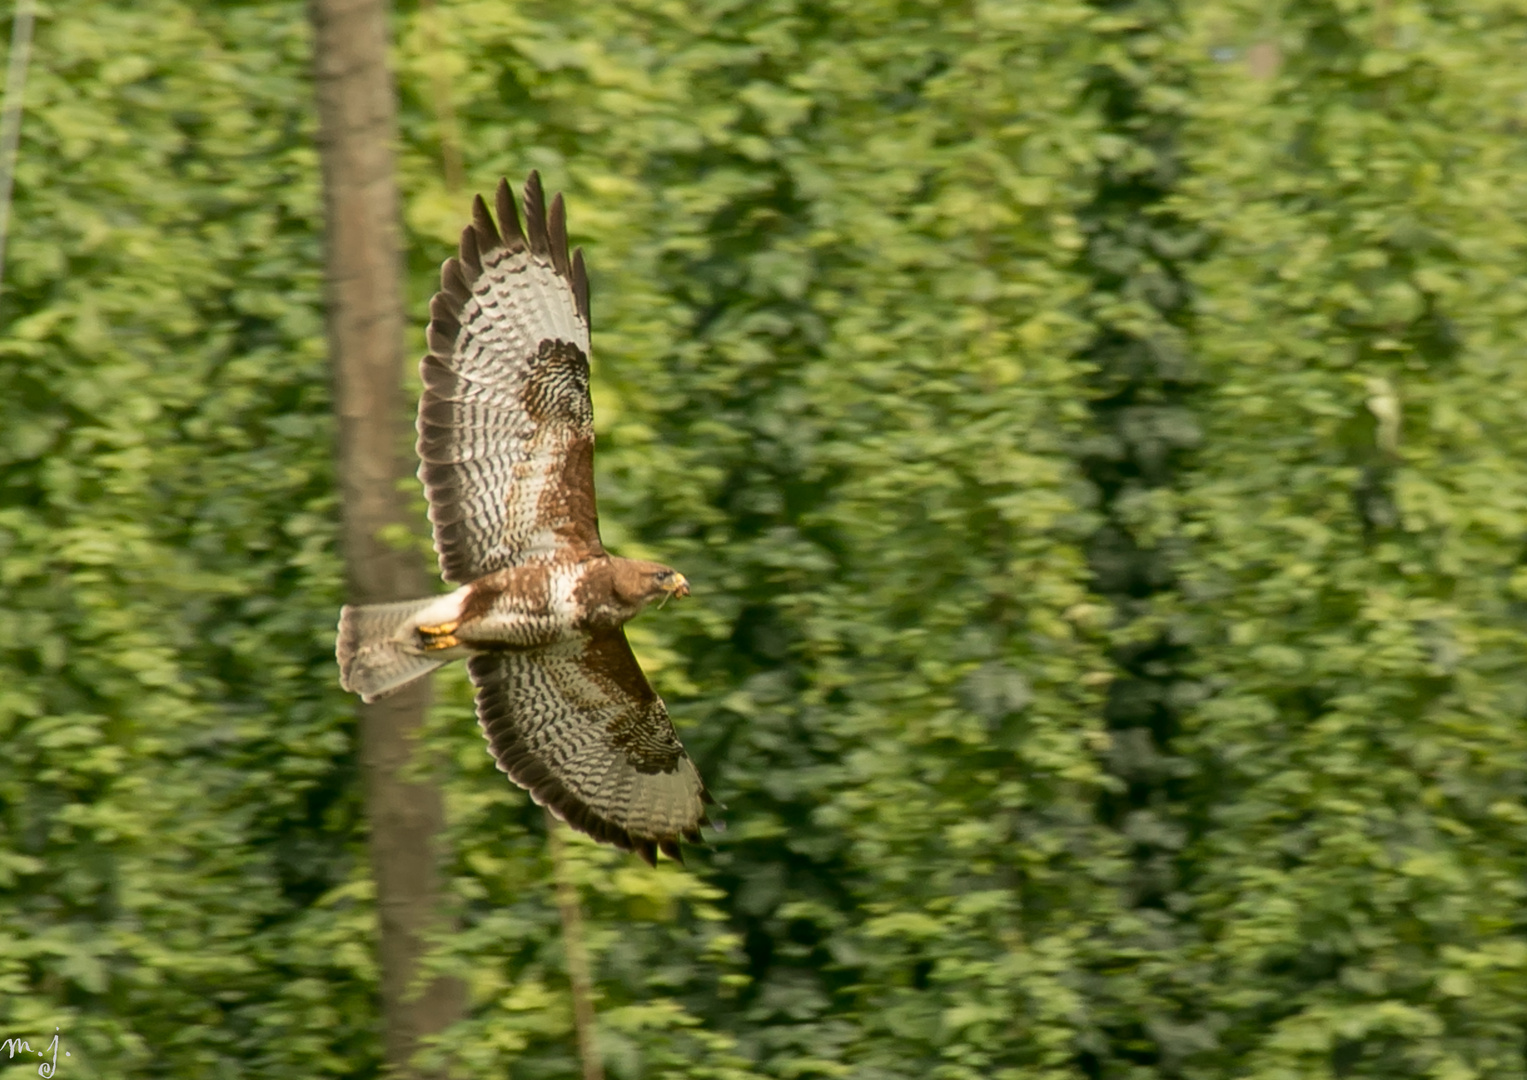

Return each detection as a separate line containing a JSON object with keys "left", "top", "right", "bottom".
{"left": 612, "top": 559, "right": 690, "bottom": 610}
{"left": 648, "top": 566, "right": 691, "bottom": 607}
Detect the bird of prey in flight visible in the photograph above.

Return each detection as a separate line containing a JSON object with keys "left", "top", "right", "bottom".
{"left": 338, "top": 174, "right": 711, "bottom": 864}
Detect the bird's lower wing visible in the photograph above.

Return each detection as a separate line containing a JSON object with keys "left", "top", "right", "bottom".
{"left": 468, "top": 629, "right": 710, "bottom": 862}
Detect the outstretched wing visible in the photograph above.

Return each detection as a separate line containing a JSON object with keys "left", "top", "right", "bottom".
{"left": 468, "top": 630, "right": 711, "bottom": 863}
{"left": 417, "top": 174, "right": 602, "bottom": 584}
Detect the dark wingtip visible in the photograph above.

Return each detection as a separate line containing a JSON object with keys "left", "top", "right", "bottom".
{"left": 496, "top": 177, "right": 526, "bottom": 252}
{"left": 440, "top": 257, "right": 470, "bottom": 304}
{"left": 458, "top": 225, "right": 482, "bottom": 277}
{"left": 571, "top": 247, "right": 590, "bottom": 325}
{"left": 548, "top": 193, "right": 573, "bottom": 279}
{"left": 471, "top": 193, "right": 501, "bottom": 252}
{"left": 635, "top": 840, "right": 658, "bottom": 867}
{"left": 426, "top": 294, "right": 460, "bottom": 355}
{"left": 658, "top": 839, "right": 684, "bottom": 864}
{"left": 523, "top": 171, "right": 550, "bottom": 257}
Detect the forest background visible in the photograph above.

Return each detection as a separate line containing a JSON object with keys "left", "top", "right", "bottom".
{"left": 4, "top": 0, "right": 1527, "bottom": 1078}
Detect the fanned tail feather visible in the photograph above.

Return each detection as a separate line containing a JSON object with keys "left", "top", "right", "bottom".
{"left": 336, "top": 597, "right": 449, "bottom": 702}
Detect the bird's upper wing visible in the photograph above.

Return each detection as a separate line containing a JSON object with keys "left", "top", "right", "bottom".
{"left": 468, "top": 630, "right": 711, "bottom": 863}
{"left": 417, "top": 174, "right": 602, "bottom": 584}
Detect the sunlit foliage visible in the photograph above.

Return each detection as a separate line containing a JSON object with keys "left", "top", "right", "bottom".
{"left": 3, "top": 1, "right": 1527, "bottom": 1077}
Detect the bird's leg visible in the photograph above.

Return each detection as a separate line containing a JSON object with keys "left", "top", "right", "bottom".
{"left": 418, "top": 620, "right": 461, "bottom": 650}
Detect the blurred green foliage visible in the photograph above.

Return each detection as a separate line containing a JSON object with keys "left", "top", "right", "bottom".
{"left": 3, "top": 0, "right": 1527, "bottom": 1078}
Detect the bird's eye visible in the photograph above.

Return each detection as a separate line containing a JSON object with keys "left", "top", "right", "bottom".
{"left": 656, "top": 570, "right": 673, "bottom": 582}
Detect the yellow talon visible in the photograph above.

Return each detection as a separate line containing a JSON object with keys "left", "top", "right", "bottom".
{"left": 418, "top": 620, "right": 461, "bottom": 651}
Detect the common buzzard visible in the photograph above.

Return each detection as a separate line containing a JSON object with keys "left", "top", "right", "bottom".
{"left": 337, "top": 174, "right": 711, "bottom": 864}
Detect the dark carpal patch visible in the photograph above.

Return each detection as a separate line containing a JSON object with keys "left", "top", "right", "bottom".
{"left": 520, "top": 339, "right": 591, "bottom": 426}
{"left": 582, "top": 628, "right": 686, "bottom": 774}
{"left": 608, "top": 711, "right": 687, "bottom": 775}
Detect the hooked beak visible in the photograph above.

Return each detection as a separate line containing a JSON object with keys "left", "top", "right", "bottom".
{"left": 657, "top": 574, "right": 690, "bottom": 608}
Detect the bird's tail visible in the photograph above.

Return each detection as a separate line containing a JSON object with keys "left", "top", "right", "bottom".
{"left": 336, "top": 596, "right": 451, "bottom": 703}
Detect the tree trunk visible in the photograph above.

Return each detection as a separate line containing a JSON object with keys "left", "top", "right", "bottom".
{"left": 307, "top": 0, "right": 465, "bottom": 1072}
